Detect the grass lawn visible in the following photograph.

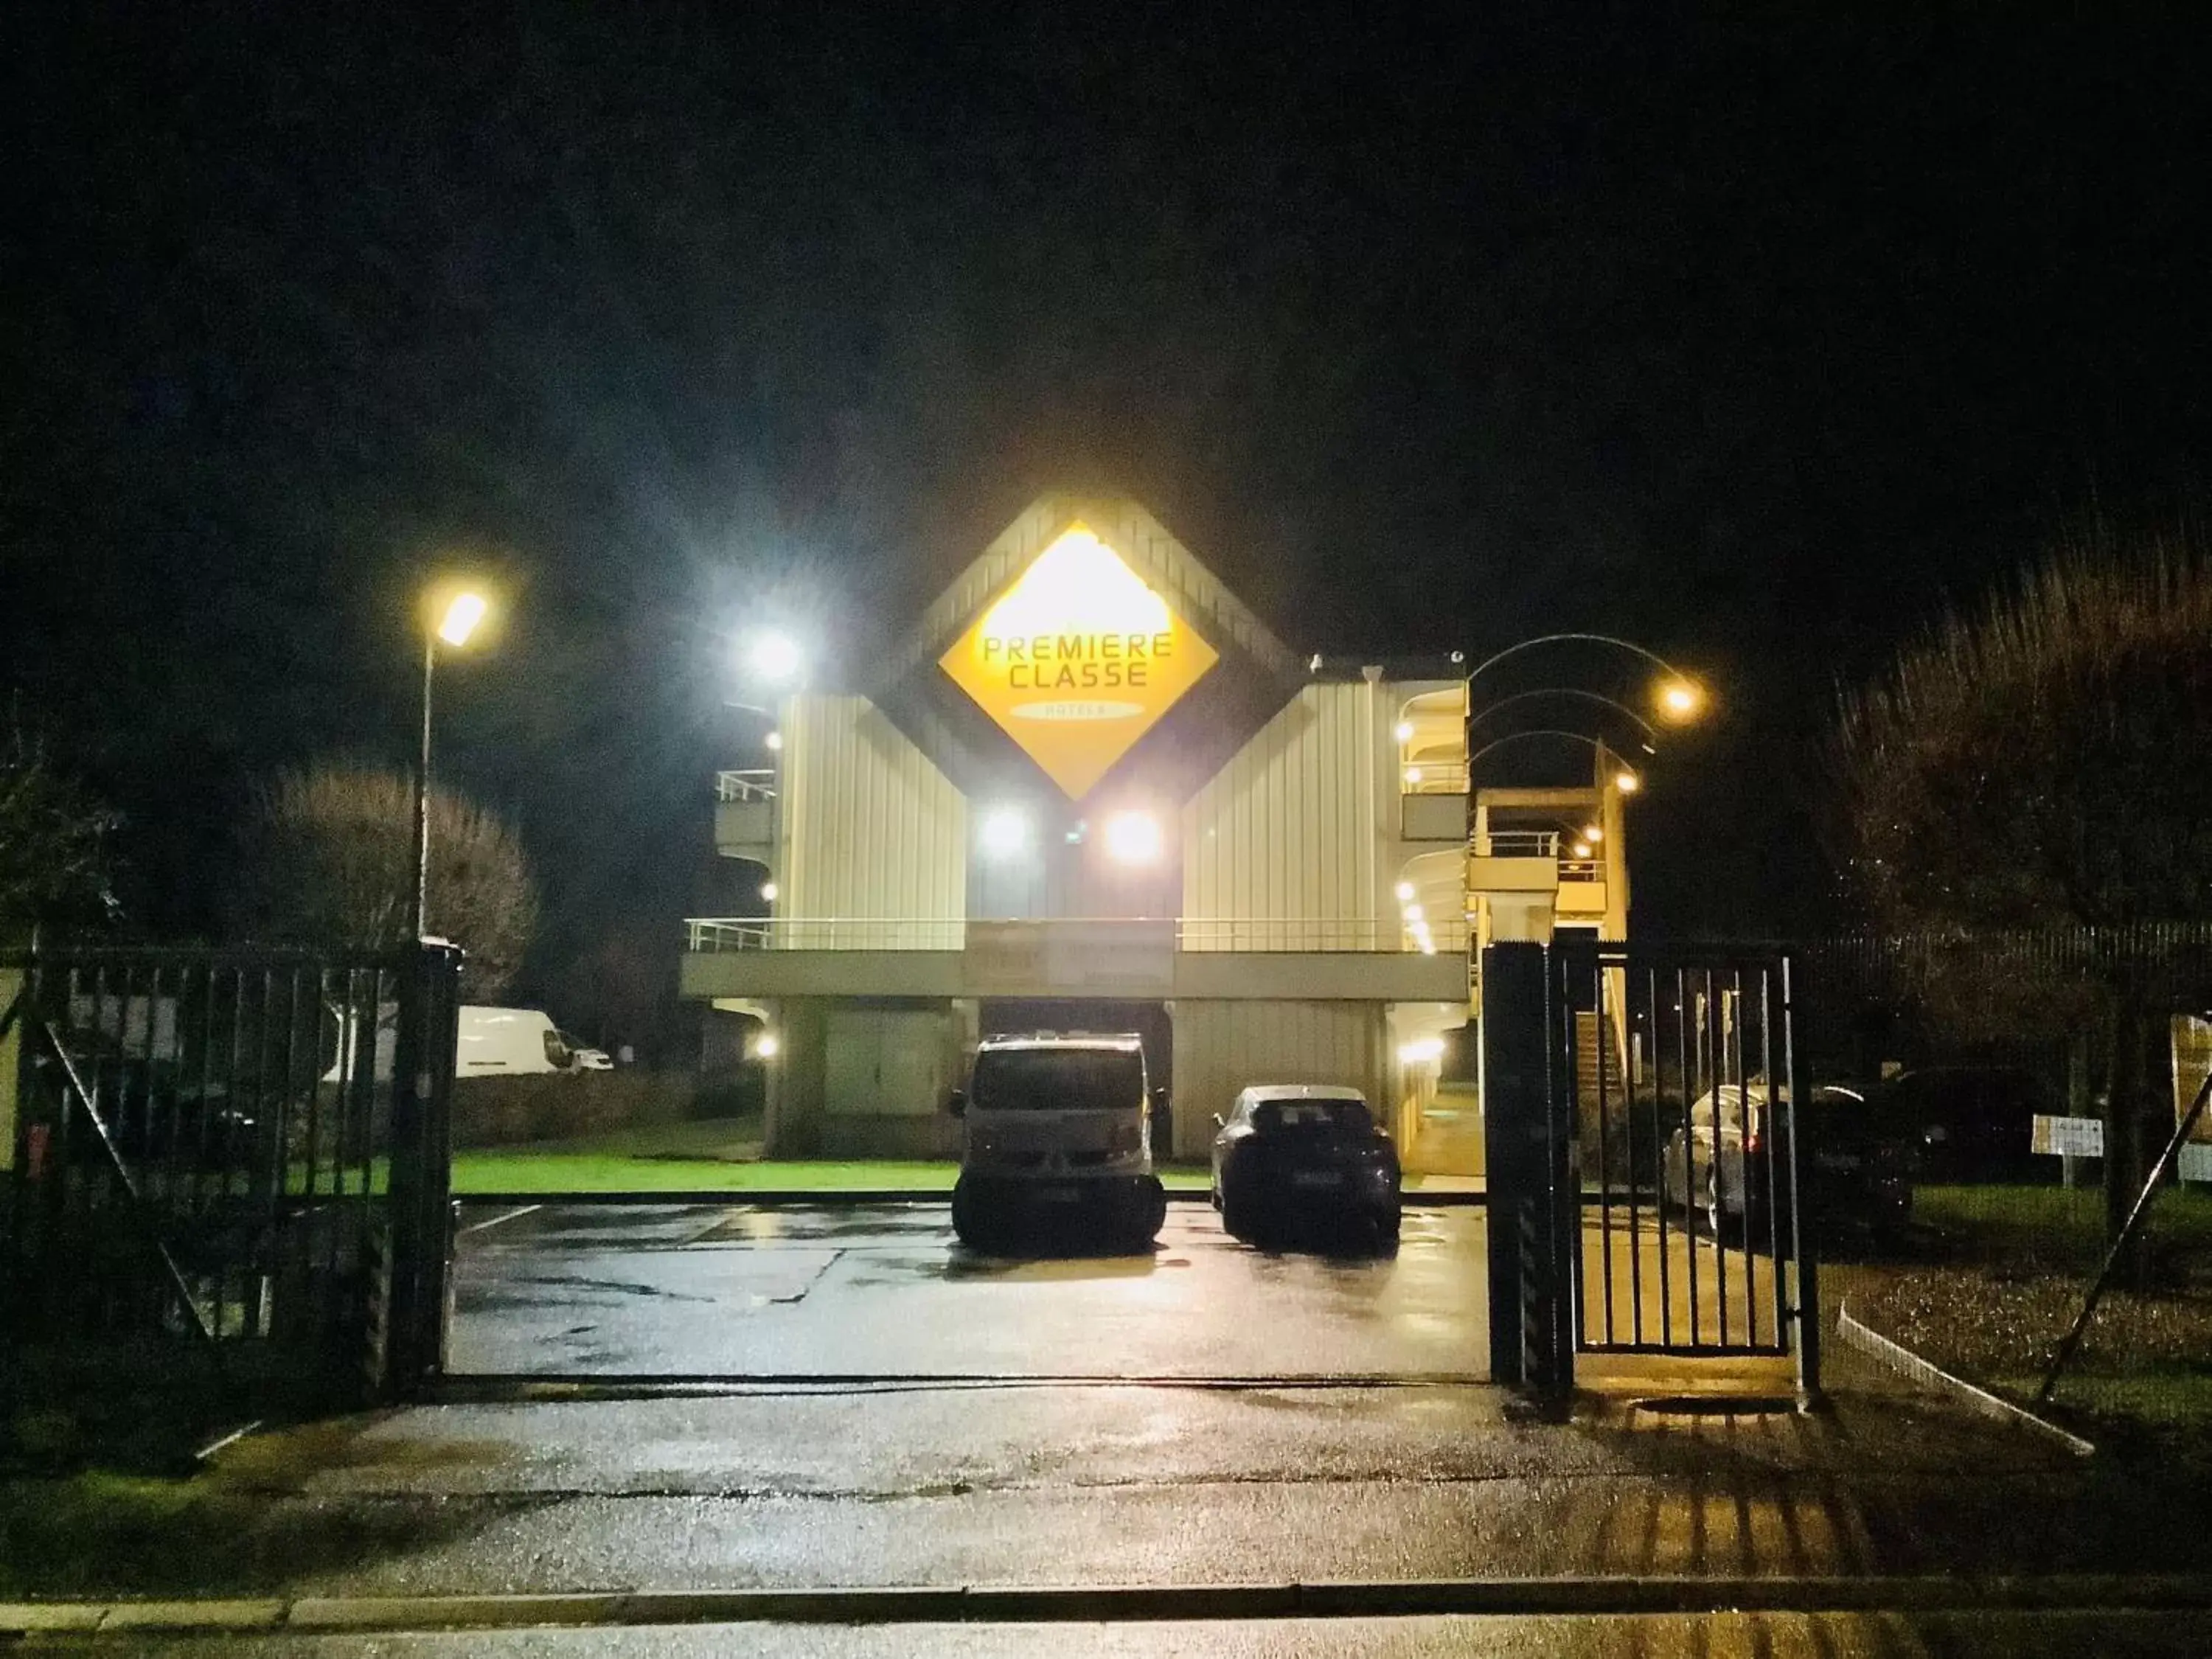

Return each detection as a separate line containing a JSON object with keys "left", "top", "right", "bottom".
{"left": 1851, "top": 1180, "right": 2212, "bottom": 1458}
{"left": 449, "top": 1119, "right": 1212, "bottom": 1193}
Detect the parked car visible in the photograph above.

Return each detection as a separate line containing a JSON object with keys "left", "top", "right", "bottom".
{"left": 946, "top": 1033, "right": 1169, "bottom": 1251}
{"left": 1871, "top": 1065, "right": 2059, "bottom": 1182}
{"left": 1211, "top": 1085, "right": 1401, "bottom": 1249}
{"left": 1660, "top": 1081, "right": 1913, "bottom": 1242}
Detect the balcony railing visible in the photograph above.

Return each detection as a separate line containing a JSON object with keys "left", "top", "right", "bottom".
{"left": 1401, "top": 760, "right": 1472, "bottom": 794}
{"left": 684, "top": 916, "right": 1472, "bottom": 955}
{"left": 715, "top": 769, "right": 777, "bottom": 803}
{"left": 1478, "top": 830, "right": 1559, "bottom": 857}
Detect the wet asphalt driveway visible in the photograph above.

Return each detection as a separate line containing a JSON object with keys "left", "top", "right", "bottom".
{"left": 448, "top": 1200, "right": 1489, "bottom": 1379}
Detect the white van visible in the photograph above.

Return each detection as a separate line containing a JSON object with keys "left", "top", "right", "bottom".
{"left": 321, "top": 1004, "right": 609, "bottom": 1083}
{"left": 455, "top": 1007, "right": 611, "bottom": 1077}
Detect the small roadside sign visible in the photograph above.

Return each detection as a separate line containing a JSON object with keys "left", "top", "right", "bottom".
{"left": 2031, "top": 1114, "right": 2104, "bottom": 1158}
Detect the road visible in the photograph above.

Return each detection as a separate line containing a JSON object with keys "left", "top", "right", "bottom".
{"left": 29, "top": 1610, "right": 2212, "bottom": 1656}
{"left": 448, "top": 1200, "right": 1492, "bottom": 1378}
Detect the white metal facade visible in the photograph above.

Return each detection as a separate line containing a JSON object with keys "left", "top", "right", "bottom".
{"left": 1179, "top": 681, "right": 1391, "bottom": 945}
{"left": 777, "top": 695, "right": 967, "bottom": 944}
{"left": 1169, "top": 1000, "right": 1394, "bottom": 1145}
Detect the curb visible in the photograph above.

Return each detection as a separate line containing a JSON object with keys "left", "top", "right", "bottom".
{"left": 1834, "top": 1298, "right": 2096, "bottom": 1457}
{"left": 10, "top": 1574, "right": 2212, "bottom": 1636}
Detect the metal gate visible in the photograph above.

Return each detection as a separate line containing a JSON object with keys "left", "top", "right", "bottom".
{"left": 1561, "top": 946, "right": 1818, "bottom": 1384}
{"left": 1, "top": 942, "right": 460, "bottom": 1411}
{"left": 1479, "top": 942, "right": 1819, "bottom": 1401}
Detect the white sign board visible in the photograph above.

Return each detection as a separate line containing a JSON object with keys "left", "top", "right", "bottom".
{"left": 2181, "top": 1144, "right": 2212, "bottom": 1186}
{"left": 2031, "top": 1114, "right": 2105, "bottom": 1158}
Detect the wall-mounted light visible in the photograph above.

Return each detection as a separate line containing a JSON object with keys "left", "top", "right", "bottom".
{"left": 1571, "top": 842, "right": 1592, "bottom": 859}
{"left": 759, "top": 880, "right": 779, "bottom": 902}
{"left": 751, "top": 1031, "right": 781, "bottom": 1060}
{"left": 1393, "top": 720, "right": 1415, "bottom": 743}
{"left": 1397, "top": 1036, "right": 1445, "bottom": 1066}
{"left": 1402, "top": 903, "right": 1425, "bottom": 923}
{"left": 1394, "top": 880, "right": 1416, "bottom": 902}
{"left": 1615, "top": 771, "right": 1641, "bottom": 793}
{"left": 746, "top": 631, "right": 804, "bottom": 684}
{"left": 981, "top": 806, "right": 1030, "bottom": 858}
{"left": 1402, "top": 766, "right": 1422, "bottom": 787}
{"left": 1582, "top": 824, "right": 1602, "bottom": 841}
{"left": 764, "top": 730, "right": 784, "bottom": 752}
{"left": 1103, "top": 810, "right": 1163, "bottom": 865}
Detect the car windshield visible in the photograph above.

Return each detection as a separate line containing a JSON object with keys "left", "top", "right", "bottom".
{"left": 970, "top": 1049, "right": 1144, "bottom": 1112}
{"left": 1253, "top": 1099, "right": 1372, "bottom": 1135}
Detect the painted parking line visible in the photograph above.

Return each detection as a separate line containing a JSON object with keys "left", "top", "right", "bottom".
{"left": 457, "top": 1203, "right": 542, "bottom": 1235}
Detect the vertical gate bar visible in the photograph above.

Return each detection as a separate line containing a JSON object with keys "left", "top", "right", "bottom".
{"left": 1646, "top": 963, "right": 1666, "bottom": 1349}
{"left": 1622, "top": 957, "right": 1644, "bottom": 1347}
{"left": 192, "top": 964, "right": 217, "bottom": 1218}
{"left": 1601, "top": 947, "right": 1619, "bottom": 1354}
{"left": 1784, "top": 956, "right": 1822, "bottom": 1400}
{"left": 131, "top": 964, "right": 170, "bottom": 1330}
{"left": 1677, "top": 965, "right": 1697, "bottom": 1346}
{"left": 1761, "top": 964, "right": 1786, "bottom": 1350}
{"left": 1728, "top": 967, "right": 1751, "bottom": 1346}
{"left": 1564, "top": 951, "right": 1590, "bottom": 1354}
{"left": 1713, "top": 968, "right": 1732, "bottom": 1351}
{"left": 246, "top": 966, "right": 278, "bottom": 1339}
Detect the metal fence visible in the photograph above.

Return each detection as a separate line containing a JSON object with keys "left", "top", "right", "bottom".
{"left": 1, "top": 943, "right": 460, "bottom": 1408}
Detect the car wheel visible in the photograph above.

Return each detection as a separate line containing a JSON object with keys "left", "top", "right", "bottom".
{"left": 1702, "top": 1169, "right": 1728, "bottom": 1240}
{"left": 1373, "top": 1208, "right": 1402, "bottom": 1253}
{"left": 950, "top": 1177, "right": 990, "bottom": 1251}
{"left": 1220, "top": 1185, "right": 1256, "bottom": 1242}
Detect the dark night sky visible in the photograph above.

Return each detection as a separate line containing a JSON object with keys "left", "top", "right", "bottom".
{"left": 7, "top": 4, "right": 2212, "bottom": 998}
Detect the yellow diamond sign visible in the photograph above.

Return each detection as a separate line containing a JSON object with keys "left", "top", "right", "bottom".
{"left": 940, "top": 524, "right": 1220, "bottom": 800}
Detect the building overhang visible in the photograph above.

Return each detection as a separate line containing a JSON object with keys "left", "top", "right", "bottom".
{"left": 679, "top": 945, "right": 1468, "bottom": 1004}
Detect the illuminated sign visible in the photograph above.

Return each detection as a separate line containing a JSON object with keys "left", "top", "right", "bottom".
{"left": 940, "top": 524, "right": 1220, "bottom": 799}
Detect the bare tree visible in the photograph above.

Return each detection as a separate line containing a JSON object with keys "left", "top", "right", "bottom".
{"left": 235, "top": 764, "right": 538, "bottom": 998}
{"left": 1831, "top": 526, "right": 2212, "bottom": 1240}
{"left": 0, "top": 719, "right": 118, "bottom": 940}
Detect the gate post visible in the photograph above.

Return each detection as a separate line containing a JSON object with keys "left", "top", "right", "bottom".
{"left": 1481, "top": 943, "right": 1576, "bottom": 1397}
{"left": 384, "top": 939, "right": 463, "bottom": 1397}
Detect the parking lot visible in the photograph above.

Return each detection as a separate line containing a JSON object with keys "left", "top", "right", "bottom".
{"left": 448, "top": 1200, "right": 1492, "bottom": 1380}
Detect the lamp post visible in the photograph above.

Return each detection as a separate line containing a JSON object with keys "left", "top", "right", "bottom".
{"left": 411, "top": 589, "right": 490, "bottom": 941}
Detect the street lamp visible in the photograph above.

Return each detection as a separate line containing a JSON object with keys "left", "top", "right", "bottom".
{"left": 411, "top": 588, "right": 491, "bottom": 940}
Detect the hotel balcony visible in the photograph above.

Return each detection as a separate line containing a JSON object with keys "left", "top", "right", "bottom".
{"left": 679, "top": 915, "right": 1472, "bottom": 1004}
{"left": 714, "top": 768, "right": 777, "bottom": 862}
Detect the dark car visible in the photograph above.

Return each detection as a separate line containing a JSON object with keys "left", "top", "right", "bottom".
{"left": 1661, "top": 1081, "right": 1913, "bottom": 1242}
{"left": 1873, "top": 1065, "right": 2059, "bottom": 1183}
{"left": 1211, "top": 1085, "right": 1400, "bottom": 1248}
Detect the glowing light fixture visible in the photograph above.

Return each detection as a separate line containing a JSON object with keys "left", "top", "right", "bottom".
{"left": 1572, "top": 842, "right": 1592, "bottom": 859}
{"left": 752, "top": 1032, "right": 781, "bottom": 1060}
{"left": 1397, "top": 1036, "right": 1445, "bottom": 1065}
{"left": 1103, "top": 810, "right": 1163, "bottom": 865}
{"left": 981, "top": 806, "right": 1031, "bottom": 858}
{"left": 1658, "top": 680, "right": 1702, "bottom": 720}
{"left": 1394, "top": 880, "right": 1416, "bottom": 902}
{"left": 1403, "top": 766, "right": 1422, "bottom": 787}
{"left": 759, "top": 880, "right": 778, "bottom": 902}
{"left": 748, "top": 631, "right": 804, "bottom": 684}
{"left": 765, "top": 730, "right": 784, "bottom": 752}
{"left": 1615, "top": 771, "right": 1641, "bottom": 793}
{"left": 436, "top": 591, "right": 489, "bottom": 647}
{"left": 1393, "top": 720, "right": 1415, "bottom": 743}
{"left": 1582, "top": 824, "right": 1602, "bottom": 841}
{"left": 1402, "top": 903, "right": 1425, "bottom": 923}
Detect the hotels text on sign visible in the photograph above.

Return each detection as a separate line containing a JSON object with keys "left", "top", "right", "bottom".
{"left": 939, "top": 524, "right": 1220, "bottom": 799}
